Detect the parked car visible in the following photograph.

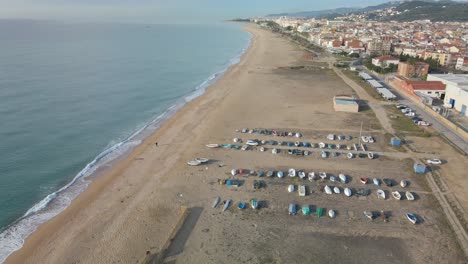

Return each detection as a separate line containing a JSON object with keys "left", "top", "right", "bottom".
{"left": 426, "top": 159, "right": 442, "bottom": 165}
{"left": 401, "top": 108, "right": 412, "bottom": 113}
{"left": 405, "top": 111, "right": 416, "bottom": 117}
{"left": 396, "top": 104, "right": 407, "bottom": 109}
{"left": 411, "top": 117, "right": 422, "bottom": 123}
{"left": 418, "top": 121, "right": 431, "bottom": 126}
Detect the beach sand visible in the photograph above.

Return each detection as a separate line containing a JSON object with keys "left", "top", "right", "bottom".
{"left": 5, "top": 24, "right": 464, "bottom": 264}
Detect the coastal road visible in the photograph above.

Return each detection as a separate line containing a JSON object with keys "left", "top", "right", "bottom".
{"left": 365, "top": 71, "right": 468, "bottom": 154}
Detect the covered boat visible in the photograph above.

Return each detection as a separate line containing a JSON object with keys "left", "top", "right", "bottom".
{"left": 344, "top": 187, "right": 352, "bottom": 197}
{"left": 376, "top": 189, "right": 386, "bottom": 199}
{"left": 212, "top": 197, "right": 221, "bottom": 208}
{"left": 405, "top": 191, "right": 414, "bottom": 201}
{"left": 339, "top": 173, "right": 347, "bottom": 183}
{"left": 328, "top": 209, "right": 336, "bottom": 218}
{"left": 288, "top": 184, "right": 295, "bottom": 193}
{"left": 392, "top": 191, "right": 401, "bottom": 200}
{"left": 324, "top": 185, "right": 333, "bottom": 194}
{"left": 357, "top": 189, "right": 370, "bottom": 196}
{"left": 288, "top": 168, "right": 296, "bottom": 177}
{"left": 406, "top": 213, "right": 418, "bottom": 224}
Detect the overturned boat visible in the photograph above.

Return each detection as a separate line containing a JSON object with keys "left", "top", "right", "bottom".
{"left": 328, "top": 209, "right": 336, "bottom": 218}
{"left": 339, "top": 173, "right": 347, "bottom": 184}
{"left": 333, "top": 186, "right": 341, "bottom": 194}
{"left": 324, "top": 185, "right": 333, "bottom": 195}
{"left": 344, "top": 187, "right": 352, "bottom": 197}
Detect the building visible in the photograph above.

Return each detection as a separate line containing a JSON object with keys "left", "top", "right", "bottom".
{"left": 455, "top": 57, "right": 468, "bottom": 71}
{"left": 397, "top": 61, "right": 429, "bottom": 78}
{"left": 372, "top": 55, "right": 399, "bottom": 68}
{"left": 427, "top": 74, "right": 468, "bottom": 116}
{"left": 333, "top": 95, "right": 359, "bottom": 112}
{"left": 423, "top": 51, "right": 452, "bottom": 67}
{"left": 366, "top": 38, "right": 391, "bottom": 55}
{"left": 391, "top": 75, "right": 446, "bottom": 98}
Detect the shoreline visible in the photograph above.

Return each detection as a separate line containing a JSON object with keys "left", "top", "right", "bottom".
{"left": 2, "top": 24, "right": 254, "bottom": 263}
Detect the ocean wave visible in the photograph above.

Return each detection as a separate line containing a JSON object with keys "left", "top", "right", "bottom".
{"left": 0, "top": 29, "right": 252, "bottom": 263}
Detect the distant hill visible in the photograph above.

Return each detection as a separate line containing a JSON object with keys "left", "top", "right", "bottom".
{"left": 388, "top": 1, "right": 468, "bottom": 21}
{"left": 267, "top": 7, "right": 359, "bottom": 18}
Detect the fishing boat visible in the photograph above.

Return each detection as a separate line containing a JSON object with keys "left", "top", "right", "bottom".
{"left": 260, "top": 147, "right": 265, "bottom": 152}
{"left": 344, "top": 187, "right": 352, "bottom": 197}
{"left": 231, "top": 169, "right": 237, "bottom": 176}
{"left": 277, "top": 170, "right": 284, "bottom": 178}
{"left": 357, "top": 189, "right": 370, "bottom": 196}
{"left": 223, "top": 200, "right": 231, "bottom": 211}
{"left": 304, "top": 150, "right": 310, "bottom": 156}
{"left": 368, "top": 152, "right": 374, "bottom": 159}
{"left": 373, "top": 178, "right": 380, "bottom": 186}
{"left": 246, "top": 140, "right": 259, "bottom": 146}
{"left": 206, "top": 144, "right": 219, "bottom": 148}
{"left": 383, "top": 178, "right": 393, "bottom": 187}
{"left": 298, "top": 185, "right": 306, "bottom": 196}
{"left": 302, "top": 205, "right": 310, "bottom": 215}
{"left": 405, "top": 191, "right": 414, "bottom": 201}
{"left": 392, "top": 191, "right": 401, "bottom": 200}
{"left": 288, "top": 168, "right": 296, "bottom": 177}
{"left": 406, "top": 213, "right": 418, "bottom": 224}
{"left": 298, "top": 171, "right": 306, "bottom": 179}
{"left": 360, "top": 177, "right": 368, "bottom": 184}
{"left": 347, "top": 152, "right": 354, "bottom": 159}
{"left": 212, "top": 197, "right": 221, "bottom": 208}
{"left": 319, "top": 142, "right": 326, "bottom": 149}
{"left": 319, "top": 172, "right": 327, "bottom": 180}
{"left": 364, "top": 211, "right": 374, "bottom": 220}
{"left": 237, "top": 202, "right": 246, "bottom": 209}
{"left": 339, "top": 173, "right": 347, "bottom": 183}
{"left": 266, "top": 170, "right": 274, "bottom": 177}
{"left": 400, "top": 180, "right": 408, "bottom": 188}
{"left": 233, "top": 138, "right": 241, "bottom": 143}
{"left": 289, "top": 203, "right": 297, "bottom": 215}
{"left": 361, "top": 136, "right": 369, "bottom": 143}
{"left": 196, "top": 158, "right": 209, "bottom": 163}
{"left": 187, "top": 160, "right": 202, "bottom": 166}
{"left": 294, "top": 141, "right": 300, "bottom": 147}
{"left": 333, "top": 186, "right": 341, "bottom": 194}
{"left": 328, "top": 209, "right": 336, "bottom": 218}
{"left": 272, "top": 148, "right": 278, "bottom": 154}
{"left": 251, "top": 199, "right": 259, "bottom": 209}
{"left": 321, "top": 150, "right": 327, "bottom": 158}
{"left": 330, "top": 175, "right": 338, "bottom": 182}
{"left": 288, "top": 184, "right": 295, "bottom": 193}
{"left": 368, "top": 136, "right": 375, "bottom": 143}
{"left": 327, "top": 134, "right": 335, "bottom": 140}
{"left": 376, "top": 189, "right": 386, "bottom": 199}
{"left": 324, "top": 185, "right": 333, "bottom": 194}
{"left": 308, "top": 172, "right": 317, "bottom": 181}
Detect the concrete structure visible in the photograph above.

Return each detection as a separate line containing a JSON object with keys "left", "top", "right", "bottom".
{"left": 333, "top": 95, "right": 359, "bottom": 112}
{"left": 372, "top": 55, "right": 399, "bottom": 68}
{"left": 391, "top": 75, "right": 446, "bottom": 99}
{"left": 366, "top": 38, "right": 391, "bottom": 55}
{"left": 455, "top": 57, "right": 468, "bottom": 71}
{"left": 397, "top": 61, "right": 429, "bottom": 78}
{"left": 427, "top": 74, "right": 468, "bottom": 116}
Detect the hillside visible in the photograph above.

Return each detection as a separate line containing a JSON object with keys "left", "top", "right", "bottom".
{"left": 267, "top": 7, "right": 358, "bottom": 18}
{"left": 389, "top": 1, "right": 468, "bottom": 21}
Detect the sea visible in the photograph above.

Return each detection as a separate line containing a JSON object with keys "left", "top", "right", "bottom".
{"left": 0, "top": 20, "right": 251, "bottom": 262}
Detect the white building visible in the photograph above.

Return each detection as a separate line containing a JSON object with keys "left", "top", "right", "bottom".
{"left": 372, "top": 55, "right": 400, "bottom": 68}
{"left": 427, "top": 74, "right": 468, "bottom": 116}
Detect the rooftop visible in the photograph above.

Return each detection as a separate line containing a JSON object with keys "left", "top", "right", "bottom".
{"left": 429, "top": 74, "right": 468, "bottom": 87}
{"left": 373, "top": 55, "right": 399, "bottom": 61}
{"left": 409, "top": 80, "right": 446, "bottom": 90}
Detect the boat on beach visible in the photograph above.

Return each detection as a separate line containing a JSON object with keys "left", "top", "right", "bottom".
{"left": 231, "top": 169, "right": 237, "bottom": 176}
{"left": 376, "top": 189, "right": 386, "bottom": 199}
{"left": 288, "top": 184, "right": 295, "bottom": 193}
{"left": 223, "top": 200, "right": 231, "bottom": 211}
{"left": 360, "top": 177, "right": 368, "bottom": 184}
{"left": 364, "top": 211, "right": 374, "bottom": 220}
{"left": 400, "top": 180, "right": 408, "bottom": 188}
{"left": 405, "top": 191, "right": 414, "bottom": 201}
{"left": 330, "top": 176, "right": 338, "bottom": 182}
{"left": 368, "top": 152, "right": 374, "bottom": 159}
{"left": 251, "top": 199, "right": 259, "bottom": 209}
{"left": 289, "top": 203, "right": 297, "bottom": 215}
{"left": 383, "top": 178, "right": 393, "bottom": 187}
{"left": 373, "top": 178, "right": 380, "bottom": 186}
{"left": 406, "top": 213, "right": 418, "bottom": 224}
{"left": 302, "top": 205, "right": 310, "bottom": 215}
{"left": 212, "top": 197, "right": 221, "bottom": 208}
{"left": 237, "top": 202, "right": 246, "bottom": 209}
{"left": 308, "top": 172, "right": 317, "bottom": 181}
{"left": 347, "top": 152, "right": 354, "bottom": 159}
{"left": 357, "top": 189, "right": 370, "bottom": 196}
{"left": 288, "top": 168, "right": 296, "bottom": 177}
{"left": 277, "top": 170, "right": 284, "bottom": 178}
{"left": 206, "top": 144, "right": 219, "bottom": 148}
{"left": 319, "top": 142, "right": 325, "bottom": 148}
{"left": 298, "top": 185, "right": 306, "bottom": 196}
{"left": 196, "top": 158, "right": 209, "bottom": 163}
{"left": 298, "top": 171, "right": 306, "bottom": 179}
{"left": 344, "top": 187, "right": 352, "bottom": 197}
{"left": 319, "top": 172, "right": 327, "bottom": 180}
{"left": 339, "top": 173, "right": 347, "bottom": 183}
{"left": 266, "top": 170, "right": 274, "bottom": 177}
{"left": 324, "top": 185, "right": 332, "bottom": 194}
{"left": 187, "top": 160, "right": 202, "bottom": 166}
{"left": 246, "top": 139, "right": 259, "bottom": 146}
{"left": 333, "top": 186, "right": 341, "bottom": 194}
{"left": 392, "top": 191, "right": 401, "bottom": 200}
{"left": 272, "top": 148, "right": 278, "bottom": 154}
{"left": 328, "top": 209, "right": 336, "bottom": 218}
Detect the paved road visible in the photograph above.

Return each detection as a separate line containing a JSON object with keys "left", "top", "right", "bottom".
{"left": 364, "top": 70, "right": 468, "bottom": 154}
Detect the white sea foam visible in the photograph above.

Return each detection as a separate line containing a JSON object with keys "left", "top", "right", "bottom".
{"left": 0, "top": 29, "right": 252, "bottom": 264}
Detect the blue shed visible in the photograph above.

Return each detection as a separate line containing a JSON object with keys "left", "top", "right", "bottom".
{"left": 390, "top": 137, "right": 401, "bottom": 146}
{"left": 413, "top": 163, "right": 426, "bottom": 174}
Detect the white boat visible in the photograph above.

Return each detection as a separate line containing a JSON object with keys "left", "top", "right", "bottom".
{"left": 277, "top": 171, "right": 284, "bottom": 178}
{"left": 288, "top": 184, "right": 295, "bottom": 193}
{"left": 266, "top": 170, "right": 274, "bottom": 177}
{"left": 319, "top": 142, "right": 326, "bottom": 148}
{"left": 405, "top": 191, "right": 414, "bottom": 201}
{"left": 187, "top": 160, "right": 202, "bottom": 166}
{"left": 392, "top": 191, "right": 401, "bottom": 200}
{"left": 288, "top": 168, "right": 296, "bottom": 177}
{"left": 241, "top": 145, "right": 249, "bottom": 151}
{"left": 298, "top": 171, "right": 306, "bottom": 179}
{"left": 223, "top": 199, "right": 231, "bottom": 211}
{"left": 308, "top": 172, "right": 317, "bottom": 181}
{"left": 324, "top": 185, "right": 332, "bottom": 194}
{"left": 260, "top": 147, "right": 265, "bottom": 152}
{"left": 196, "top": 158, "right": 209, "bottom": 163}
{"left": 294, "top": 141, "right": 300, "bottom": 147}
{"left": 339, "top": 173, "right": 347, "bottom": 183}
{"left": 304, "top": 150, "right": 310, "bottom": 156}
{"left": 327, "top": 134, "right": 335, "bottom": 140}
{"left": 373, "top": 178, "right": 380, "bottom": 186}
{"left": 400, "top": 180, "right": 408, "bottom": 188}
{"left": 364, "top": 211, "right": 374, "bottom": 220}
{"left": 272, "top": 148, "right": 278, "bottom": 154}
{"left": 361, "top": 136, "right": 369, "bottom": 143}
{"left": 376, "top": 189, "right": 386, "bottom": 199}
{"left": 321, "top": 150, "right": 327, "bottom": 158}
{"left": 333, "top": 186, "right": 341, "bottom": 194}
{"left": 261, "top": 140, "right": 266, "bottom": 145}
{"left": 206, "top": 144, "right": 219, "bottom": 148}
{"left": 319, "top": 172, "right": 327, "bottom": 180}
{"left": 328, "top": 209, "right": 336, "bottom": 218}
{"left": 231, "top": 169, "right": 237, "bottom": 176}
{"left": 246, "top": 140, "right": 259, "bottom": 146}
{"left": 344, "top": 187, "right": 352, "bottom": 197}
{"left": 368, "top": 136, "right": 375, "bottom": 143}
{"left": 406, "top": 213, "right": 418, "bottom": 224}
{"left": 298, "top": 185, "right": 306, "bottom": 196}
{"left": 368, "top": 152, "right": 374, "bottom": 159}
{"left": 347, "top": 152, "right": 354, "bottom": 159}
{"left": 295, "top": 132, "right": 302, "bottom": 138}
{"left": 330, "top": 176, "right": 337, "bottom": 182}
{"left": 212, "top": 197, "right": 221, "bottom": 208}
{"left": 233, "top": 138, "right": 241, "bottom": 143}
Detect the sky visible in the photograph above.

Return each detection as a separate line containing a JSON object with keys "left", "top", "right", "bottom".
{"left": 0, "top": 0, "right": 396, "bottom": 24}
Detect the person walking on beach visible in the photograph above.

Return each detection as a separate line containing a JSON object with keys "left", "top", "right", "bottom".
{"left": 155, "top": 142, "right": 158, "bottom": 147}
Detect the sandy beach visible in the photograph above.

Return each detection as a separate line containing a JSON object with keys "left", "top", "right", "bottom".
{"left": 5, "top": 23, "right": 465, "bottom": 264}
